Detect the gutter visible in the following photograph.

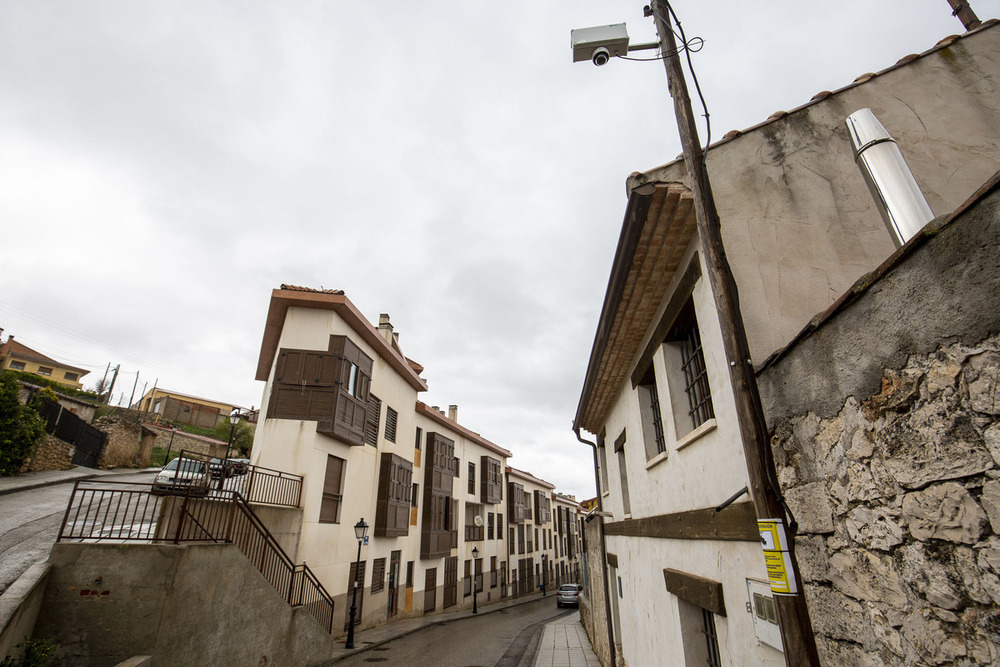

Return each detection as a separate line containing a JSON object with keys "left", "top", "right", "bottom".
{"left": 574, "top": 426, "right": 617, "bottom": 667}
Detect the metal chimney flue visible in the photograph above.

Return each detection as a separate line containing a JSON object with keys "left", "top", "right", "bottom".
{"left": 846, "top": 108, "right": 934, "bottom": 247}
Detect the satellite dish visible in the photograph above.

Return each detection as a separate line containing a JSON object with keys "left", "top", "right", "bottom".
{"left": 474, "top": 515, "right": 483, "bottom": 527}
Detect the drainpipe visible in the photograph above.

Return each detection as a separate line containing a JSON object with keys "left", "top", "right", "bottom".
{"left": 575, "top": 426, "right": 617, "bottom": 667}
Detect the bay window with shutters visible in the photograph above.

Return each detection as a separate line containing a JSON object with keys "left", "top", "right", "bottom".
{"left": 420, "top": 432, "right": 457, "bottom": 559}
{"left": 267, "top": 335, "right": 373, "bottom": 447}
{"left": 480, "top": 456, "right": 503, "bottom": 505}
{"left": 375, "top": 453, "right": 413, "bottom": 537}
{"left": 507, "top": 482, "right": 526, "bottom": 525}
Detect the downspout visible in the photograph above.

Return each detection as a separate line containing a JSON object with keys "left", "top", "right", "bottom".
{"left": 575, "top": 426, "right": 617, "bottom": 667}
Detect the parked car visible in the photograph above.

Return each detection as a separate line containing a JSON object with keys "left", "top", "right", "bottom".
{"left": 151, "top": 458, "right": 211, "bottom": 496}
{"left": 556, "top": 583, "right": 582, "bottom": 608}
{"left": 228, "top": 458, "right": 250, "bottom": 476}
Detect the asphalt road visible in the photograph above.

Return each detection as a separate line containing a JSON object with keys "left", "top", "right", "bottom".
{"left": 0, "top": 471, "right": 157, "bottom": 594}
{"left": 335, "top": 597, "right": 575, "bottom": 667}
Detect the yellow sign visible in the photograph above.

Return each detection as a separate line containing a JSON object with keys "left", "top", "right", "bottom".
{"left": 757, "top": 518, "right": 798, "bottom": 595}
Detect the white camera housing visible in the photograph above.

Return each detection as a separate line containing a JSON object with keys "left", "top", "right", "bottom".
{"left": 571, "top": 24, "right": 629, "bottom": 66}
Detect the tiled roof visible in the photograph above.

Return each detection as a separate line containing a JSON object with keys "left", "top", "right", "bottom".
{"left": 279, "top": 284, "right": 344, "bottom": 295}
{"left": 575, "top": 182, "right": 697, "bottom": 435}
{"left": 0, "top": 338, "right": 89, "bottom": 376}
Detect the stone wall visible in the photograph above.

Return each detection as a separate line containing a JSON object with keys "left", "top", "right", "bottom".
{"left": 26, "top": 434, "right": 73, "bottom": 472}
{"left": 145, "top": 424, "right": 227, "bottom": 460}
{"left": 579, "top": 517, "right": 613, "bottom": 667}
{"left": 92, "top": 417, "right": 154, "bottom": 469}
{"left": 772, "top": 338, "right": 1000, "bottom": 665}
{"left": 758, "top": 178, "right": 1000, "bottom": 665}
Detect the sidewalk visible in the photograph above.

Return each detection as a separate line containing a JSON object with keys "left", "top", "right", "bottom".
{"left": 0, "top": 465, "right": 159, "bottom": 496}
{"left": 532, "top": 611, "right": 602, "bottom": 667}
{"left": 316, "top": 593, "right": 600, "bottom": 666}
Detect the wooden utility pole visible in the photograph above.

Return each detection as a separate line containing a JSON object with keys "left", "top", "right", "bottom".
{"left": 946, "top": 0, "right": 982, "bottom": 30}
{"left": 648, "top": 1, "right": 819, "bottom": 664}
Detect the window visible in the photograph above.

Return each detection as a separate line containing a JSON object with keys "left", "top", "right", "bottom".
{"left": 491, "top": 556, "right": 498, "bottom": 588}
{"left": 420, "top": 432, "right": 457, "bottom": 559}
{"left": 411, "top": 483, "right": 419, "bottom": 507}
{"left": 9, "top": 361, "right": 25, "bottom": 371}
{"left": 37, "top": 366, "right": 52, "bottom": 377}
{"left": 468, "top": 462, "right": 476, "bottom": 495}
{"left": 64, "top": 372, "right": 78, "bottom": 382}
{"left": 597, "top": 429, "right": 609, "bottom": 494}
{"left": 663, "top": 298, "right": 715, "bottom": 438}
{"left": 385, "top": 406, "right": 398, "bottom": 442}
{"left": 496, "top": 514, "right": 503, "bottom": 540}
{"left": 375, "top": 453, "right": 413, "bottom": 537}
{"left": 480, "top": 456, "right": 503, "bottom": 504}
{"left": 509, "top": 527, "right": 515, "bottom": 555}
{"left": 365, "top": 394, "right": 382, "bottom": 446}
{"left": 414, "top": 427, "right": 422, "bottom": 450}
{"left": 371, "top": 558, "right": 386, "bottom": 593}
{"left": 615, "top": 430, "right": 631, "bottom": 515}
{"left": 488, "top": 512, "right": 495, "bottom": 540}
{"left": 319, "top": 455, "right": 345, "bottom": 523}
{"left": 464, "top": 559, "right": 472, "bottom": 597}
{"left": 637, "top": 365, "right": 666, "bottom": 458}
{"left": 703, "top": 609, "right": 722, "bottom": 666}
{"left": 406, "top": 561, "right": 414, "bottom": 588}
{"left": 269, "top": 335, "right": 373, "bottom": 447}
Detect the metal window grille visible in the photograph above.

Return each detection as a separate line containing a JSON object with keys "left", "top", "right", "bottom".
{"left": 679, "top": 325, "right": 715, "bottom": 429}
{"left": 703, "top": 608, "right": 722, "bottom": 667}
{"left": 371, "top": 558, "right": 386, "bottom": 593}
{"left": 646, "top": 380, "right": 666, "bottom": 454}
{"left": 468, "top": 462, "right": 476, "bottom": 495}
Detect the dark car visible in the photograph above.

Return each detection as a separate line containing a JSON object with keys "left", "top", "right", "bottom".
{"left": 556, "top": 583, "right": 582, "bottom": 608}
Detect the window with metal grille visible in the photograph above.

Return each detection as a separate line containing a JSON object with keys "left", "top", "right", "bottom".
{"left": 637, "top": 366, "right": 666, "bottom": 458}
{"left": 488, "top": 512, "right": 494, "bottom": 540}
{"left": 661, "top": 298, "right": 715, "bottom": 440}
{"left": 703, "top": 608, "right": 722, "bottom": 667}
{"left": 468, "top": 462, "right": 476, "bottom": 495}
{"left": 679, "top": 324, "right": 714, "bottom": 430}
{"left": 411, "top": 483, "right": 419, "bottom": 507}
{"left": 497, "top": 514, "right": 503, "bottom": 540}
{"left": 385, "top": 406, "right": 398, "bottom": 442}
{"left": 364, "top": 394, "right": 381, "bottom": 446}
{"left": 371, "top": 558, "right": 386, "bottom": 593}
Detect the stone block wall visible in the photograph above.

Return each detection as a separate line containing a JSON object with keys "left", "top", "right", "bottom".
{"left": 26, "top": 434, "right": 74, "bottom": 472}
{"left": 93, "top": 417, "right": 152, "bottom": 468}
{"left": 579, "top": 517, "right": 613, "bottom": 667}
{"left": 772, "top": 337, "right": 1000, "bottom": 665}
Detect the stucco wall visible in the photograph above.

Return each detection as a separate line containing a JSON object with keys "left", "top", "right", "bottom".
{"left": 633, "top": 23, "right": 1000, "bottom": 365}
{"left": 35, "top": 543, "right": 337, "bottom": 667}
{"left": 758, "top": 180, "right": 1000, "bottom": 664}
{"left": 579, "top": 518, "right": 612, "bottom": 667}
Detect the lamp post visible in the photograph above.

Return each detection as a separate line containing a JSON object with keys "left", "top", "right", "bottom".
{"left": 471, "top": 547, "right": 479, "bottom": 614}
{"left": 345, "top": 518, "right": 369, "bottom": 649}
{"left": 218, "top": 409, "right": 241, "bottom": 490}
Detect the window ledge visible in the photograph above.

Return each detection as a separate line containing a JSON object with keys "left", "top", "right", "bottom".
{"left": 675, "top": 418, "right": 717, "bottom": 451}
{"left": 644, "top": 449, "right": 669, "bottom": 471}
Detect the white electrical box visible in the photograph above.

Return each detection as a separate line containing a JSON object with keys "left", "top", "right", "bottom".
{"left": 746, "top": 579, "right": 783, "bottom": 652}
{"left": 570, "top": 24, "right": 630, "bottom": 63}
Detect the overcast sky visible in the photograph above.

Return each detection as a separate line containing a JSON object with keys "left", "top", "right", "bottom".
{"left": 1, "top": 1, "right": 992, "bottom": 499}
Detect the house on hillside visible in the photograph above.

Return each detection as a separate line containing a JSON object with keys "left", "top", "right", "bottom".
{"left": 250, "top": 285, "right": 577, "bottom": 633}
{"left": 132, "top": 388, "right": 244, "bottom": 429}
{"left": 573, "top": 20, "right": 1000, "bottom": 667}
{"left": 0, "top": 334, "right": 89, "bottom": 389}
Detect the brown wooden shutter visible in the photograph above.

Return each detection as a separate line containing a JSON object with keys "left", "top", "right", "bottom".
{"left": 319, "top": 455, "right": 344, "bottom": 523}
{"left": 375, "top": 453, "right": 413, "bottom": 537}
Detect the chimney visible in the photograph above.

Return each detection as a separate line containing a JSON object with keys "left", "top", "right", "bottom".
{"left": 448, "top": 405, "right": 458, "bottom": 421}
{"left": 846, "top": 108, "right": 934, "bottom": 247}
{"left": 378, "top": 314, "right": 394, "bottom": 343}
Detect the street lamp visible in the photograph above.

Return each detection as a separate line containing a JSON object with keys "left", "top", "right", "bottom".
{"left": 345, "top": 518, "right": 369, "bottom": 649}
{"left": 224, "top": 409, "right": 241, "bottom": 461}
{"left": 471, "top": 546, "right": 479, "bottom": 614}
{"left": 219, "top": 409, "right": 241, "bottom": 490}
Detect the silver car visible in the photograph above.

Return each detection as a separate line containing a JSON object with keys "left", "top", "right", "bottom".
{"left": 556, "top": 583, "right": 582, "bottom": 607}
{"left": 151, "top": 458, "right": 211, "bottom": 496}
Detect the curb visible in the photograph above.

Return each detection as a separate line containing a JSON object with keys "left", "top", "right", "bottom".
{"left": 0, "top": 468, "right": 160, "bottom": 496}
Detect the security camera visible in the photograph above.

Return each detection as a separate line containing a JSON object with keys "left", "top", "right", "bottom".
{"left": 571, "top": 24, "right": 629, "bottom": 67}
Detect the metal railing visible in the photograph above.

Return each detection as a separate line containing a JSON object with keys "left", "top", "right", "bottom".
{"left": 57, "top": 480, "right": 334, "bottom": 634}
{"left": 166, "top": 451, "right": 303, "bottom": 509}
